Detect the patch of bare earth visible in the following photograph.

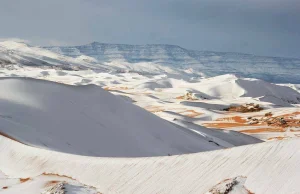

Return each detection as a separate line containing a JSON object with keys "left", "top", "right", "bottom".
{"left": 20, "top": 178, "right": 31, "bottom": 183}
{"left": 245, "top": 111, "right": 300, "bottom": 129}
{"left": 103, "top": 86, "right": 130, "bottom": 91}
{"left": 240, "top": 128, "right": 286, "bottom": 133}
{"left": 204, "top": 116, "right": 262, "bottom": 128}
{"left": 267, "top": 136, "right": 287, "bottom": 141}
{"left": 145, "top": 105, "right": 165, "bottom": 113}
{"left": 223, "top": 103, "right": 263, "bottom": 113}
{"left": 42, "top": 173, "right": 75, "bottom": 180}
{"left": 204, "top": 112, "right": 300, "bottom": 135}
{"left": 45, "top": 180, "right": 60, "bottom": 187}
{"left": 176, "top": 91, "right": 197, "bottom": 101}
{"left": 179, "top": 110, "right": 203, "bottom": 118}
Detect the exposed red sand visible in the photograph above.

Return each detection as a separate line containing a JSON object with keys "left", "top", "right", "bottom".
{"left": 20, "top": 178, "right": 31, "bottom": 183}
{"left": 145, "top": 105, "right": 165, "bottom": 113}
{"left": 204, "top": 112, "right": 300, "bottom": 132}
{"left": 240, "top": 128, "right": 286, "bottom": 134}
{"left": 176, "top": 95, "right": 185, "bottom": 100}
{"left": 44, "top": 180, "right": 60, "bottom": 187}
{"left": 224, "top": 103, "right": 263, "bottom": 113}
{"left": 267, "top": 137, "right": 287, "bottom": 141}
{"left": 103, "top": 86, "right": 130, "bottom": 91}
{"left": 179, "top": 110, "right": 203, "bottom": 118}
{"left": 175, "top": 94, "right": 199, "bottom": 101}
{"left": 291, "top": 129, "right": 300, "bottom": 132}
{"left": 246, "top": 188, "right": 255, "bottom": 194}
{"left": 261, "top": 112, "right": 300, "bottom": 128}
{"left": 204, "top": 116, "right": 262, "bottom": 128}
{"left": 42, "top": 173, "right": 75, "bottom": 180}
{"left": 217, "top": 116, "right": 247, "bottom": 123}
{"left": 204, "top": 123, "right": 251, "bottom": 128}
{"left": 281, "top": 111, "right": 300, "bottom": 117}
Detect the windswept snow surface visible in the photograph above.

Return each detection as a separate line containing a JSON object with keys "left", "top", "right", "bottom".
{"left": 0, "top": 136, "right": 300, "bottom": 194}
{"left": 0, "top": 77, "right": 228, "bottom": 157}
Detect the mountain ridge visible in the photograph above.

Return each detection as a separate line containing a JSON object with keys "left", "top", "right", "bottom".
{"left": 43, "top": 42, "right": 300, "bottom": 83}
{"left": 47, "top": 41, "right": 300, "bottom": 60}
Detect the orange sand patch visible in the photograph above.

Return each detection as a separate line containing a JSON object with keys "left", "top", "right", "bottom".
{"left": 267, "top": 136, "right": 287, "bottom": 141}
{"left": 42, "top": 173, "right": 74, "bottom": 180}
{"left": 103, "top": 86, "right": 130, "bottom": 91}
{"left": 291, "top": 129, "right": 300, "bottom": 132}
{"left": 216, "top": 116, "right": 247, "bottom": 123}
{"left": 44, "top": 180, "right": 60, "bottom": 187}
{"left": 20, "top": 178, "right": 31, "bottom": 183}
{"left": 240, "top": 128, "right": 285, "bottom": 133}
{"left": 280, "top": 111, "right": 300, "bottom": 117}
{"left": 263, "top": 112, "right": 300, "bottom": 128}
{"left": 144, "top": 106, "right": 165, "bottom": 113}
{"left": 176, "top": 95, "right": 185, "bottom": 100}
{"left": 204, "top": 116, "right": 261, "bottom": 128}
{"left": 205, "top": 111, "right": 300, "bottom": 130}
{"left": 179, "top": 110, "right": 203, "bottom": 118}
{"left": 224, "top": 103, "right": 263, "bottom": 113}
{"left": 246, "top": 188, "right": 255, "bottom": 194}
{"left": 204, "top": 123, "right": 251, "bottom": 128}
{"left": 175, "top": 95, "right": 198, "bottom": 101}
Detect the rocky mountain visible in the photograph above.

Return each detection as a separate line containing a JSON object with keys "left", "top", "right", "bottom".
{"left": 44, "top": 42, "right": 300, "bottom": 83}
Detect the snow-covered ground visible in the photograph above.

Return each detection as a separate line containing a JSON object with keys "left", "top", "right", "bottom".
{"left": 0, "top": 41, "right": 300, "bottom": 193}
{"left": 1, "top": 135, "right": 300, "bottom": 193}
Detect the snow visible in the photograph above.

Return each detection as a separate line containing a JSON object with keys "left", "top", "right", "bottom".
{"left": 0, "top": 135, "right": 300, "bottom": 193}
{"left": 0, "top": 77, "right": 228, "bottom": 157}
{"left": 0, "top": 41, "right": 300, "bottom": 193}
{"left": 44, "top": 42, "right": 300, "bottom": 83}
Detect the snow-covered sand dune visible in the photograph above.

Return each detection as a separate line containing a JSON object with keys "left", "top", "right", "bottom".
{"left": 0, "top": 41, "right": 300, "bottom": 193}
{"left": 0, "top": 135, "right": 299, "bottom": 194}
{"left": 0, "top": 78, "right": 262, "bottom": 157}
{"left": 0, "top": 77, "right": 223, "bottom": 157}
{"left": 165, "top": 74, "right": 300, "bottom": 105}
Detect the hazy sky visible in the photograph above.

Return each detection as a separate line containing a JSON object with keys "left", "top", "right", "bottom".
{"left": 0, "top": 0, "right": 299, "bottom": 58}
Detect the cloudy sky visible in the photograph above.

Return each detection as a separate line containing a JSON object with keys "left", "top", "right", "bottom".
{"left": 0, "top": 0, "right": 299, "bottom": 58}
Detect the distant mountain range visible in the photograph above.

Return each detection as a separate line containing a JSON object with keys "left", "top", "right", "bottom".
{"left": 44, "top": 42, "right": 300, "bottom": 83}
